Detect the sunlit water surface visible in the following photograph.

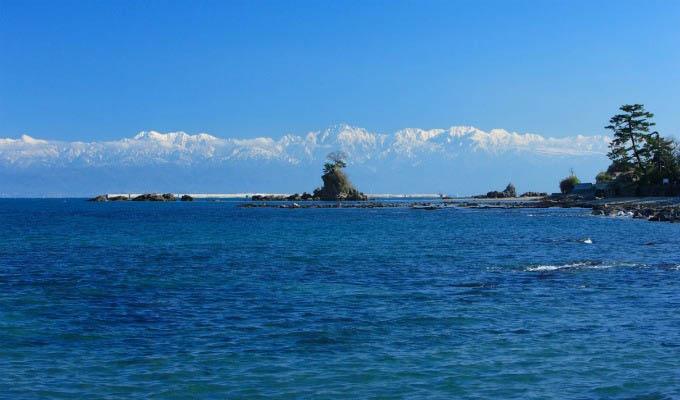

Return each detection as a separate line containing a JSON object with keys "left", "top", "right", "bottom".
{"left": 1, "top": 199, "right": 679, "bottom": 399}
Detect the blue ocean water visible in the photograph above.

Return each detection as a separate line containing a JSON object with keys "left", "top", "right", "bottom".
{"left": 1, "top": 199, "right": 680, "bottom": 399}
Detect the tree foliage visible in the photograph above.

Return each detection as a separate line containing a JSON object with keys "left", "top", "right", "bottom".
{"left": 604, "top": 104, "right": 679, "bottom": 185}
{"left": 595, "top": 171, "right": 612, "bottom": 183}
{"left": 323, "top": 151, "right": 348, "bottom": 174}
{"left": 605, "top": 104, "right": 656, "bottom": 180}
{"left": 644, "top": 134, "right": 679, "bottom": 184}
{"left": 560, "top": 175, "right": 580, "bottom": 194}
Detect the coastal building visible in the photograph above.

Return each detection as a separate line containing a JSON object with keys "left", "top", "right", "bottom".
{"left": 571, "top": 183, "right": 594, "bottom": 196}
{"left": 570, "top": 182, "right": 612, "bottom": 198}
{"left": 594, "top": 183, "right": 613, "bottom": 197}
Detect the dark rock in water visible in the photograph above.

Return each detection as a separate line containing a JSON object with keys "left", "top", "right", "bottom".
{"left": 181, "top": 195, "right": 194, "bottom": 202}
{"left": 287, "top": 193, "right": 302, "bottom": 201}
{"left": 88, "top": 195, "right": 108, "bottom": 202}
{"left": 314, "top": 168, "right": 367, "bottom": 201}
{"left": 108, "top": 196, "right": 129, "bottom": 201}
{"left": 251, "top": 194, "right": 288, "bottom": 201}
{"left": 476, "top": 182, "right": 518, "bottom": 199}
{"left": 248, "top": 168, "right": 367, "bottom": 202}
{"left": 133, "top": 193, "right": 162, "bottom": 201}
{"left": 503, "top": 183, "right": 517, "bottom": 198}
{"left": 520, "top": 192, "right": 548, "bottom": 198}
{"left": 484, "top": 190, "right": 507, "bottom": 199}
{"left": 133, "top": 193, "right": 175, "bottom": 202}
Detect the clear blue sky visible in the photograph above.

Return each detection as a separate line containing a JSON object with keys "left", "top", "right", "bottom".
{"left": 1, "top": 0, "right": 678, "bottom": 141}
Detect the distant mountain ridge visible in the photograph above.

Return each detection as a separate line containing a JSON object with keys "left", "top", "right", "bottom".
{"left": 0, "top": 125, "right": 611, "bottom": 196}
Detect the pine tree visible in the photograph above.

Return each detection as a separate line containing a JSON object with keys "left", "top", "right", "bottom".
{"left": 605, "top": 104, "right": 656, "bottom": 180}
{"left": 645, "top": 134, "right": 679, "bottom": 183}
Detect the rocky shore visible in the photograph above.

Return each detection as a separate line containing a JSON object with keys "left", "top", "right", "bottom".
{"left": 251, "top": 193, "right": 316, "bottom": 201}
{"left": 590, "top": 200, "right": 680, "bottom": 222}
{"left": 241, "top": 201, "right": 406, "bottom": 209}
{"left": 87, "top": 193, "right": 194, "bottom": 202}
{"left": 240, "top": 196, "right": 680, "bottom": 223}
{"left": 473, "top": 183, "right": 548, "bottom": 199}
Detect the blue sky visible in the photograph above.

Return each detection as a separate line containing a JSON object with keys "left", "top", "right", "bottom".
{"left": 1, "top": 0, "right": 679, "bottom": 142}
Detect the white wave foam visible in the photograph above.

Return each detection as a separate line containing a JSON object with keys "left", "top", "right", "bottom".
{"left": 526, "top": 261, "right": 641, "bottom": 272}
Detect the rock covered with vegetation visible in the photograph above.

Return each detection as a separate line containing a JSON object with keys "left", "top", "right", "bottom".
{"left": 311, "top": 152, "right": 367, "bottom": 201}
{"left": 250, "top": 151, "right": 367, "bottom": 202}
{"left": 313, "top": 168, "right": 367, "bottom": 201}
{"left": 559, "top": 175, "right": 580, "bottom": 194}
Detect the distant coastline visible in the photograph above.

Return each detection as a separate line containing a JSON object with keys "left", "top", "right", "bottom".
{"left": 105, "top": 193, "right": 448, "bottom": 199}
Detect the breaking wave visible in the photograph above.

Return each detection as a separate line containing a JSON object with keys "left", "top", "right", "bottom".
{"left": 526, "top": 261, "right": 643, "bottom": 272}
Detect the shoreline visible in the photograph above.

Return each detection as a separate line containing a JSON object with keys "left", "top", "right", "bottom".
{"left": 238, "top": 196, "right": 680, "bottom": 222}
{"left": 104, "top": 193, "right": 448, "bottom": 199}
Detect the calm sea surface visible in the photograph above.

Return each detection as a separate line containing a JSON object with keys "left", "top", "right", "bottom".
{"left": 1, "top": 199, "right": 680, "bottom": 399}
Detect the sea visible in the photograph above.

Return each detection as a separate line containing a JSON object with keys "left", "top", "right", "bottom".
{"left": 1, "top": 198, "right": 679, "bottom": 399}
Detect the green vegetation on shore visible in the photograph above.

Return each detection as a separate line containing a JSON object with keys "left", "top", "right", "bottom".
{"left": 559, "top": 175, "right": 580, "bottom": 194}
{"left": 560, "top": 104, "right": 679, "bottom": 197}
{"left": 599, "top": 104, "right": 679, "bottom": 196}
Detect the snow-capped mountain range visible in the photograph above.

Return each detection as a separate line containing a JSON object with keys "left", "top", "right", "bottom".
{"left": 0, "top": 125, "right": 612, "bottom": 196}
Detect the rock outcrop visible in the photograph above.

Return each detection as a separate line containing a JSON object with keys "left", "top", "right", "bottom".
{"left": 313, "top": 168, "right": 367, "bottom": 201}
{"left": 476, "top": 182, "right": 518, "bottom": 199}
{"left": 180, "top": 195, "right": 194, "bottom": 201}
{"left": 591, "top": 203, "right": 680, "bottom": 223}
{"left": 251, "top": 192, "right": 320, "bottom": 202}
{"left": 249, "top": 170, "right": 367, "bottom": 202}
{"left": 520, "top": 192, "right": 548, "bottom": 198}
{"left": 132, "top": 193, "right": 176, "bottom": 202}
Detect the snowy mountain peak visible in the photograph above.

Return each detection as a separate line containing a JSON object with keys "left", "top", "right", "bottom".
{"left": 0, "top": 124, "right": 611, "bottom": 169}
{"left": 132, "top": 131, "right": 219, "bottom": 145}
{"left": 0, "top": 124, "right": 613, "bottom": 196}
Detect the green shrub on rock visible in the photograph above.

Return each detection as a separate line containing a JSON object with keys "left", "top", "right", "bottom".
{"left": 560, "top": 176, "right": 580, "bottom": 194}
{"left": 596, "top": 171, "right": 613, "bottom": 183}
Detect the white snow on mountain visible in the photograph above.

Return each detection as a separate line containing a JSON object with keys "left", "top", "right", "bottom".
{"left": 0, "top": 124, "right": 610, "bottom": 167}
